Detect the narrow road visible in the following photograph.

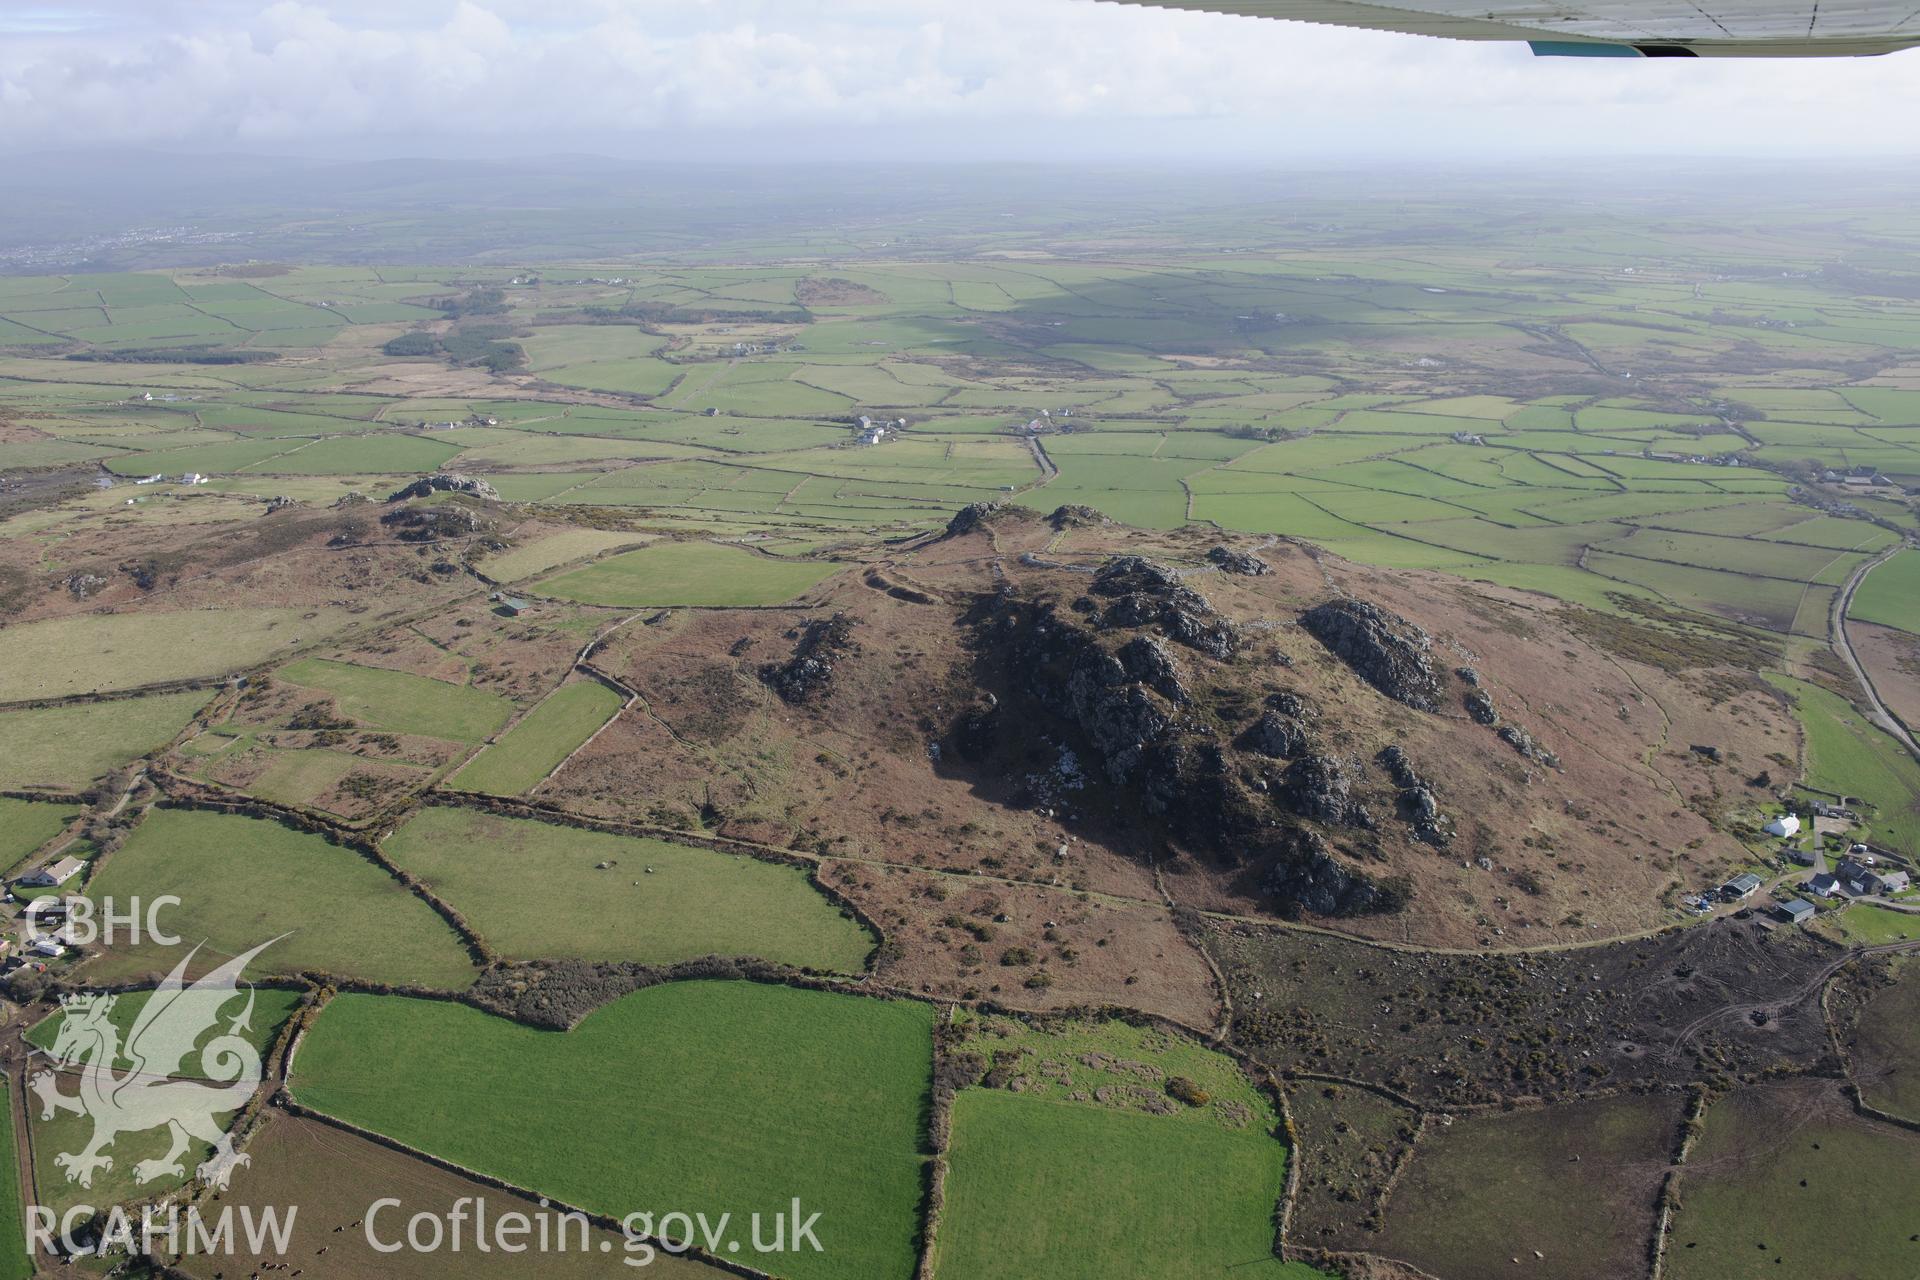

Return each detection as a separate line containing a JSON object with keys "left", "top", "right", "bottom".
{"left": 1831, "top": 543, "right": 1920, "bottom": 761}
{"left": 1025, "top": 435, "right": 1057, "bottom": 486}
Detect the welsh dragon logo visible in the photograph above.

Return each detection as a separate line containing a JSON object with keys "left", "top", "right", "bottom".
{"left": 28, "top": 938, "right": 280, "bottom": 1192}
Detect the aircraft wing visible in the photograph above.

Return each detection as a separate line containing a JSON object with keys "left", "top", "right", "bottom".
{"left": 1092, "top": 0, "right": 1920, "bottom": 56}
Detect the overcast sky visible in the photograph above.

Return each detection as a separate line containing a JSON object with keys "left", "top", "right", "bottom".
{"left": 2, "top": 0, "right": 1916, "bottom": 163}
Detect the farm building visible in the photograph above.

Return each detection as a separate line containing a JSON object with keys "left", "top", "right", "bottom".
{"left": 1774, "top": 899, "right": 1817, "bottom": 926}
{"left": 1807, "top": 872, "right": 1841, "bottom": 897}
{"left": 1763, "top": 814, "right": 1801, "bottom": 838}
{"left": 1720, "top": 872, "right": 1763, "bottom": 901}
{"left": 34, "top": 922, "right": 83, "bottom": 948}
{"left": 489, "top": 593, "right": 530, "bottom": 617}
{"left": 18, "top": 856, "right": 83, "bottom": 888}
{"left": 1790, "top": 847, "right": 1817, "bottom": 866}
{"left": 1872, "top": 869, "right": 1911, "bottom": 895}
{"left": 1834, "top": 856, "right": 1908, "bottom": 896}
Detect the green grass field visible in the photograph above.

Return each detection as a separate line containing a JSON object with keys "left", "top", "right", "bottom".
{"left": 939, "top": 1092, "right": 1311, "bottom": 1280}
{"left": 1849, "top": 549, "right": 1920, "bottom": 634}
{"left": 0, "top": 690, "right": 206, "bottom": 790}
{"left": 1769, "top": 675, "right": 1920, "bottom": 857}
{"left": 241, "top": 745, "right": 428, "bottom": 810}
{"left": 478, "top": 528, "right": 653, "bottom": 582}
{"left": 446, "top": 680, "right": 624, "bottom": 794}
{"left": 245, "top": 433, "right": 459, "bottom": 476}
{"left": 1667, "top": 1081, "right": 1920, "bottom": 1280}
{"left": 0, "top": 608, "right": 354, "bottom": 702}
{"left": 935, "top": 1015, "right": 1316, "bottom": 1280}
{"left": 28, "top": 1067, "right": 234, "bottom": 1216}
{"left": 0, "top": 798, "right": 78, "bottom": 875}
{"left": 174, "top": 1112, "right": 734, "bottom": 1280}
{"left": 1821, "top": 902, "right": 1920, "bottom": 944}
{"left": 27, "top": 987, "right": 304, "bottom": 1077}
{"left": 292, "top": 982, "right": 933, "bottom": 1280}
{"left": 81, "top": 808, "right": 477, "bottom": 988}
{"left": 1855, "top": 957, "right": 1920, "bottom": 1122}
{"left": 278, "top": 658, "right": 513, "bottom": 742}
{"left": 1370, "top": 1093, "right": 1684, "bottom": 1280}
{"left": 535, "top": 540, "right": 837, "bottom": 607}
{"left": 7, "top": 239, "right": 1920, "bottom": 1275}
{"left": 0, "top": 1078, "right": 28, "bottom": 1280}
{"left": 382, "top": 807, "right": 873, "bottom": 970}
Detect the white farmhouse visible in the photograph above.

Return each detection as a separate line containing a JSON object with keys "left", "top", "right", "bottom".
{"left": 18, "top": 856, "right": 83, "bottom": 888}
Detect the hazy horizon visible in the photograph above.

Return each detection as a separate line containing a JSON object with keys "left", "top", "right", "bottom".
{"left": 2, "top": 0, "right": 1919, "bottom": 166}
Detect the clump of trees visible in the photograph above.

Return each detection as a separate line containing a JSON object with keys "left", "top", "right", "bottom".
{"left": 381, "top": 325, "right": 526, "bottom": 374}
{"left": 429, "top": 287, "right": 509, "bottom": 319}
{"left": 382, "top": 331, "right": 438, "bottom": 357}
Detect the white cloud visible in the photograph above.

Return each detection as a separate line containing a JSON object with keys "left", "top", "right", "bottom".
{"left": 0, "top": 0, "right": 1916, "bottom": 158}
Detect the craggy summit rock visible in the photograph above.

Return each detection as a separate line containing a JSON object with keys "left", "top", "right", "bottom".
{"left": 956, "top": 554, "right": 1421, "bottom": 922}
{"left": 1091, "top": 556, "right": 1238, "bottom": 660}
{"left": 1047, "top": 504, "right": 1110, "bottom": 530}
{"left": 944, "top": 501, "right": 1039, "bottom": 538}
{"left": 386, "top": 472, "right": 498, "bottom": 502}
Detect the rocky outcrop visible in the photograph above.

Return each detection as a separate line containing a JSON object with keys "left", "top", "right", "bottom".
{"left": 1300, "top": 598, "right": 1443, "bottom": 712}
{"left": 975, "top": 599, "right": 1238, "bottom": 837}
{"left": 1165, "top": 608, "right": 1237, "bottom": 660}
{"left": 959, "top": 561, "right": 1410, "bottom": 922}
{"left": 1093, "top": 555, "right": 1193, "bottom": 603}
{"left": 1378, "top": 745, "right": 1452, "bottom": 847}
{"left": 1283, "top": 754, "right": 1364, "bottom": 826}
{"left": 1262, "top": 828, "right": 1409, "bottom": 918}
{"left": 386, "top": 472, "right": 498, "bottom": 502}
{"left": 943, "top": 501, "right": 1039, "bottom": 538}
{"left": 1243, "top": 708, "right": 1310, "bottom": 759}
{"left": 1206, "top": 546, "right": 1271, "bottom": 576}
{"left": 1498, "top": 724, "right": 1561, "bottom": 769}
{"left": 1047, "top": 504, "right": 1110, "bottom": 530}
{"left": 1116, "top": 635, "right": 1187, "bottom": 703}
{"left": 1464, "top": 689, "right": 1498, "bottom": 725}
{"left": 379, "top": 506, "right": 486, "bottom": 542}
{"left": 1243, "top": 693, "right": 1315, "bottom": 759}
{"left": 760, "top": 613, "right": 857, "bottom": 703}
{"left": 1092, "top": 556, "right": 1238, "bottom": 659}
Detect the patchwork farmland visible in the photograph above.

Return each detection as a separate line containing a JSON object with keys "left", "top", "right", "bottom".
{"left": 0, "top": 179, "right": 1917, "bottom": 1280}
